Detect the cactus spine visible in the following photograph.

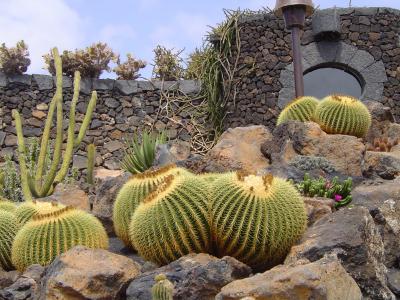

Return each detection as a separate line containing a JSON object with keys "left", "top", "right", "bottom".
{"left": 152, "top": 274, "right": 174, "bottom": 300}
{"left": 87, "top": 144, "right": 96, "bottom": 185}
{"left": 210, "top": 172, "right": 307, "bottom": 269}
{"left": 0, "top": 211, "right": 19, "bottom": 270}
{"left": 314, "top": 94, "right": 371, "bottom": 137}
{"left": 14, "top": 201, "right": 65, "bottom": 225}
{"left": 11, "top": 206, "right": 108, "bottom": 271}
{"left": 277, "top": 96, "right": 319, "bottom": 125}
{"left": 113, "top": 165, "right": 190, "bottom": 247}
{"left": 129, "top": 174, "right": 211, "bottom": 265}
{"left": 12, "top": 47, "right": 97, "bottom": 200}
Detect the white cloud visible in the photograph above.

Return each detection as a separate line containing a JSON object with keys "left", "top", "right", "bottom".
{"left": 0, "top": 0, "right": 86, "bottom": 74}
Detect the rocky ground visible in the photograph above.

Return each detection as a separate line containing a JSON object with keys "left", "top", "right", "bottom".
{"left": 1, "top": 102, "right": 400, "bottom": 299}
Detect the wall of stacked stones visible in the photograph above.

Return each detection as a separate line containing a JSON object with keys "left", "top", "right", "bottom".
{"left": 0, "top": 74, "right": 200, "bottom": 170}
{"left": 225, "top": 7, "right": 400, "bottom": 130}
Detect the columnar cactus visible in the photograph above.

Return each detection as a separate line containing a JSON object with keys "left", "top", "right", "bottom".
{"left": 151, "top": 274, "right": 174, "bottom": 300}
{"left": 87, "top": 144, "right": 96, "bottom": 185}
{"left": 210, "top": 172, "right": 307, "bottom": 269}
{"left": 277, "top": 96, "right": 319, "bottom": 125}
{"left": 0, "top": 210, "right": 19, "bottom": 270}
{"left": 314, "top": 94, "right": 371, "bottom": 137}
{"left": 12, "top": 47, "right": 97, "bottom": 200}
{"left": 113, "top": 165, "right": 190, "bottom": 247}
{"left": 11, "top": 206, "right": 108, "bottom": 271}
{"left": 14, "top": 200, "right": 65, "bottom": 225}
{"left": 129, "top": 174, "right": 210, "bottom": 265}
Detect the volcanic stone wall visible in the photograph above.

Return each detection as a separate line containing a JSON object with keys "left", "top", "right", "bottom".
{"left": 0, "top": 74, "right": 200, "bottom": 170}
{"left": 225, "top": 7, "right": 400, "bottom": 130}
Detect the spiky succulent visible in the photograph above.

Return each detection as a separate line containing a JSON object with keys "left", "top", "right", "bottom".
{"left": 151, "top": 274, "right": 174, "bottom": 300}
{"left": 11, "top": 206, "right": 108, "bottom": 271}
{"left": 14, "top": 200, "right": 65, "bottom": 225}
{"left": 129, "top": 174, "right": 210, "bottom": 265}
{"left": 0, "top": 199, "right": 17, "bottom": 213}
{"left": 277, "top": 96, "right": 319, "bottom": 125}
{"left": 314, "top": 94, "right": 371, "bottom": 137}
{"left": 113, "top": 165, "right": 190, "bottom": 247}
{"left": 0, "top": 210, "right": 19, "bottom": 270}
{"left": 210, "top": 172, "right": 307, "bottom": 270}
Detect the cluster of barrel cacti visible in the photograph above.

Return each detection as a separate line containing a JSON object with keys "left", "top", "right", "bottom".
{"left": 0, "top": 199, "right": 108, "bottom": 271}
{"left": 277, "top": 94, "right": 371, "bottom": 138}
{"left": 113, "top": 165, "right": 307, "bottom": 270}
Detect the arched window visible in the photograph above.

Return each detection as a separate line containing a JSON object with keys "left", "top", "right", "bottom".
{"left": 304, "top": 65, "right": 363, "bottom": 99}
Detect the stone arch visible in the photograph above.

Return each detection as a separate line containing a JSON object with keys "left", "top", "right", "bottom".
{"left": 278, "top": 41, "right": 388, "bottom": 108}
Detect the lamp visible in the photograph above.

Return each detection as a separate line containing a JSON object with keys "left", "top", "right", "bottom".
{"left": 275, "top": 0, "right": 314, "bottom": 97}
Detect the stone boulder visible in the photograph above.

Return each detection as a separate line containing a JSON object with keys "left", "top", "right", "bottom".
{"left": 216, "top": 256, "right": 362, "bottom": 300}
{"left": 201, "top": 125, "right": 271, "bottom": 174}
{"left": 303, "top": 197, "right": 335, "bottom": 226}
{"left": 40, "top": 246, "right": 140, "bottom": 300}
{"left": 261, "top": 121, "right": 366, "bottom": 177}
{"left": 126, "top": 253, "right": 252, "bottom": 300}
{"left": 285, "top": 207, "right": 394, "bottom": 299}
{"left": 44, "top": 183, "right": 90, "bottom": 211}
{"left": 91, "top": 171, "right": 130, "bottom": 235}
{"left": 0, "top": 265, "right": 44, "bottom": 300}
{"left": 153, "top": 140, "right": 191, "bottom": 167}
{"left": 363, "top": 150, "right": 400, "bottom": 179}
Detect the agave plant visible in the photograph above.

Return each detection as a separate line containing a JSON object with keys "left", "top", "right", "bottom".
{"left": 121, "top": 131, "right": 167, "bottom": 174}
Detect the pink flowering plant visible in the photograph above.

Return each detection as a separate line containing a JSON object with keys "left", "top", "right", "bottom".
{"left": 294, "top": 173, "right": 352, "bottom": 208}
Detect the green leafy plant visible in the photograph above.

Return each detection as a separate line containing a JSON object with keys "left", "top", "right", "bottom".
{"left": 185, "top": 48, "right": 206, "bottom": 80}
{"left": 121, "top": 130, "right": 167, "bottom": 175}
{"left": 114, "top": 53, "right": 146, "bottom": 80}
{"left": 294, "top": 173, "right": 353, "bottom": 208}
{"left": 0, "top": 40, "right": 30, "bottom": 75}
{"left": 152, "top": 45, "right": 185, "bottom": 81}
{"left": 13, "top": 47, "right": 97, "bottom": 200}
{"left": 0, "top": 155, "right": 23, "bottom": 202}
{"left": 43, "top": 42, "right": 118, "bottom": 78}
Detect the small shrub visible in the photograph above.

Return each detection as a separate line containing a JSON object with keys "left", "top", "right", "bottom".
{"left": 185, "top": 48, "right": 206, "bottom": 80}
{"left": 114, "top": 53, "right": 146, "bottom": 80}
{"left": 43, "top": 42, "right": 118, "bottom": 78}
{"left": 152, "top": 45, "right": 185, "bottom": 81}
{"left": 367, "top": 137, "right": 399, "bottom": 152}
{"left": 294, "top": 173, "right": 353, "bottom": 208}
{"left": 121, "top": 130, "right": 167, "bottom": 174}
{"left": 0, "top": 40, "right": 31, "bottom": 75}
{"left": 0, "top": 155, "right": 23, "bottom": 202}
{"left": 290, "top": 155, "right": 336, "bottom": 173}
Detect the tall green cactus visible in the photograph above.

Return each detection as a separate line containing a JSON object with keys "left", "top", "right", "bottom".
{"left": 314, "top": 94, "right": 371, "bottom": 138}
{"left": 0, "top": 210, "right": 19, "bottom": 270}
{"left": 152, "top": 274, "right": 174, "bottom": 300}
{"left": 12, "top": 47, "right": 97, "bottom": 200}
{"left": 129, "top": 174, "right": 211, "bottom": 265}
{"left": 11, "top": 206, "right": 108, "bottom": 271}
{"left": 277, "top": 96, "right": 319, "bottom": 125}
{"left": 113, "top": 165, "right": 190, "bottom": 247}
{"left": 87, "top": 144, "right": 96, "bottom": 185}
{"left": 210, "top": 172, "right": 307, "bottom": 270}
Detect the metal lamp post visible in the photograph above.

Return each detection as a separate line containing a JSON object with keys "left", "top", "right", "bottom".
{"left": 275, "top": 0, "right": 314, "bottom": 97}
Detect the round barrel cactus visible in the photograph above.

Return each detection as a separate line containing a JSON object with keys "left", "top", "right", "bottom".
{"left": 129, "top": 174, "right": 210, "bottom": 265}
{"left": 277, "top": 96, "right": 319, "bottom": 125}
{"left": 11, "top": 206, "right": 108, "bottom": 271}
{"left": 0, "top": 199, "right": 17, "bottom": 213}
{"left": 314, "top": 94, "right": 371, "bottom": 137}
{"left": 152, "top": 274, "right": 174, "bottom": 300}
{"left": 14, "top": 200, "right": 66, "bottom": 225}
{"left": 0, "top": 210, "right": 19, "bottom": 270}
{"left": 113, "top": 165, "right": 190, "bottom": 247}
{"left": 211, "top": 172, "right": 307, "bottom": 269}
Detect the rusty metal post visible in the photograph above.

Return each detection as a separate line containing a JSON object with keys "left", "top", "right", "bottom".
{"left": 291, "top": 26, "right": 304, "bottom": 97}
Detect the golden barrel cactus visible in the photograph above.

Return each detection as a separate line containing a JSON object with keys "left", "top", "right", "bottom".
{"left": 0, "top": 199, "right": 17, "bottom": 213}
{"left": 11, "top": 206, "right": 108, "bottom": 271}
{"left": 210, "top": 172, "right": 307, "bottom": 269}
{"left": 0, "top": 210, "right": 19, "bottom": 270}
{"left": 277, "top": 96, "right": 319, "bottom": 125}
{"left": 14, "top": 201, "right": 65, "bottom": 225}
{"left": 113, "top": 165, "right": 190, "bottom": 247}
{"left": 151, "top": 274, "right": 174, "bottom": 300}
{"left": 314, "top": 94, "right": 371, "bottom": 137}
{"left": 129, "top": 174, "right": 210, "bottom": 265}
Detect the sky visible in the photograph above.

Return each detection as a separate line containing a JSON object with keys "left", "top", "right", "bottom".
{"left": 0, "top": 0, "right": 399, "bottom": 78}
